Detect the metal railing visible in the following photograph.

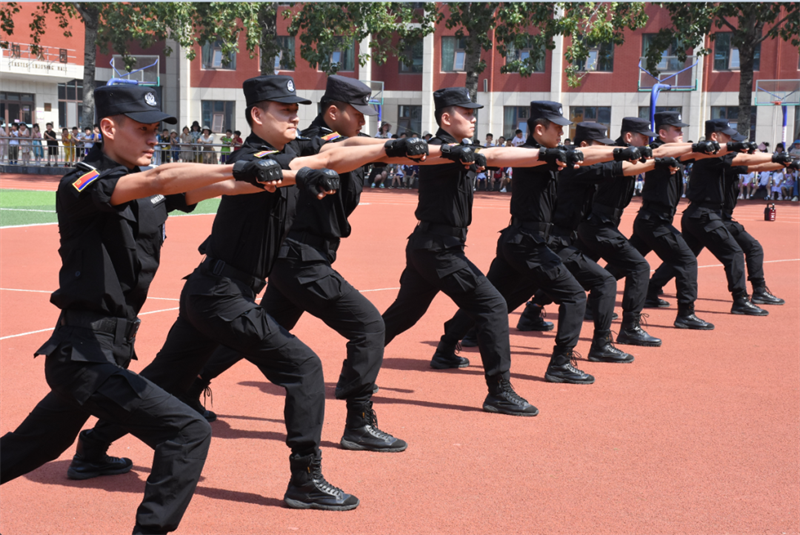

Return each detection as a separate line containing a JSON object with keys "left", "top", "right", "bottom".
{"left": 0, "top": 139, "right": 240, "bottom": 167}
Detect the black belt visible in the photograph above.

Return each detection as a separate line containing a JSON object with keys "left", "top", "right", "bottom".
{"left": 696, "top": 201, "right": 723, "bottom": 210}
{"left": 417, "top": 221, "right": 467, "bottom": 240}
{"left": 511, "top": 217, "right": 551, "bottom": 239}
{"left": 591, "top": 203, "right": 624, "bottom": 222}
{"left": 286, "top": 230, "right": 341, "bottom": 256}
{"left": 60, "top": 310, "right": 141, "bottom": 343}
{"left": 549, "top": 224, "right": 576, "bottom": 240}
{"left": 201, "top": 257, "right": 266, "bottom": 294}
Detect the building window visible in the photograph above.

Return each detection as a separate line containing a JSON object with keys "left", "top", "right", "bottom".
{"left": 0, "top": 92, "right": 35, "bottom": 128}
{"left": 201, "top": 41, "right": 237, "bottom": 70}
{"left": 397, "top": 105, "right": 422, "bottom": 136}
{"left": 574, "top": 41, "right": 614, "bottom": 72}
{"left": 201, "top": 101, "right": 235, "bottom": 134}
{"left": 441, "top": 36, "right": 467, "bottom": 72}
{"left": 505, "top": 39, "right": 545, "bottom": 73}
{"left": 319, "top": 38, "right": 355, "bottom": 72}
{"left": 638, "top": 106, "right": 682, "bottom": 121}
{"left": 57, "top": 80, "right": 82, "bottom": 128}
{"left": 273, "top": 36, "right": 295, "bottom": 72}
{"left": 713, "top": 33, "right": 760, "bottom": 71}
{"left": 641, "top": 34, "right": 685, "bottom": 72}
{"left": 568, "top": 106, "right": 611, "bottom": 139}
{"left": 399, "top": 40, "right": 423, "bottom": 74}
{"left": 710, "top": 106, "right": 756, "bottom": 142}
{"left": 503, "top": 106, "right": 530, "bottom": 140}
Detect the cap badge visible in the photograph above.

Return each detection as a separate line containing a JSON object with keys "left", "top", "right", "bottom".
{"left": 287, "top": 80, "right": 295, "bottom": 92}
{"left": 464, "top": 90, "right": 470, "bottom": 102}
{"left": 144, "top": 92, "right": 157, "bottom": 107}
{"left": 727, "top": 122, "right": 731, "bottom": 128}
{"left": 677, "top": 114, "right": 682, "bottom": 121}
{"left": 558, "top": 106, "right": 563, "bottom": 115}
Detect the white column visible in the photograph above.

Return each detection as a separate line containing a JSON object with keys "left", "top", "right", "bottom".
{"left": 164, "top": 38, "right": 179, "bottom": 122}
{"left": 549, "top": 34, "right": 564, "bottom": 106}
{"left": 358, "top": 34, "right": 373, "bottom": 135}
{"left": 178, "top": 44, "right": 192, "bottom": 131}
{"left": 421, "top": 31, "right": 435, "bottom": 136}
{"left": 689, "top": 50, "right": 705, "bottom": 142}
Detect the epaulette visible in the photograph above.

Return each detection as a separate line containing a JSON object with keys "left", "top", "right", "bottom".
{"left": 72, "top": 162, "right": 100, "bottom": 192}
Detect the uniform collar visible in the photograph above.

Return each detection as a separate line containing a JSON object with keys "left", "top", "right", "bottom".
{"left": 615, "top": 136, "right": 630, "bottom": 147}
{"left": 310, "top": 113, "right": 334, "bottom": 134}
{"left": 85, "top": 145, "right": 140, "bottom": 172}
{"left": 435, "top": 127, "right": 457, "bottom": 143}
{"left": 244, "top": 132, "right": 278, "bottom": 151}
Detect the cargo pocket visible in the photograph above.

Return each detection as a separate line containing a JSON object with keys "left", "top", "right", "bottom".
{"left": 703, "top": 220, "right": 730, "bottom": 245}
{"left": 438, "top": 266, "right": 479, "bottom": 296}
{"left": 302, "top": 271, "right": 345, "bottom": 306}
{"left": 90, "top": 370, "right": 148, "bottom": 412}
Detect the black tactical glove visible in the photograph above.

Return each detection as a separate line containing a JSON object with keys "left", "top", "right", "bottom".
{"left": 384, "top": 138, "right": 429, "bottom": 161}
{"left": 726, "top": 141, "right": 750, "bottom": 153}
{"left": 440, "top": 143, "right": 475, "bottom": 164}
{"left": 637, "top": 146, "right": 653, "bottom": 162}
{"left": 295, "top": 167, "right": 340, "bottom": 198}
{"left": 566, "top": 149, "right": 584, "bottom": 167}
{"left": 786, "top": 159, "right": 800, "bottom": 170}
{"left": 692, "top": 141, "right": 718, "bottom": 155}
{"left": 654, "top": 157, "right": 680, "bottom": 170}
{"left": 474, "top": 151, "right": 487, "bottom": 169}
{"left": 232, "top": 158, "right": 283, "bottom": 189}
{"left": 747, "top": 141, "right": 758, "bottom": 154}
{"left": 538, "top": 147, "right": 567, "bottom": 166}
{"left": 613, "top": 146, "right": 642, "bottom": 162}
{"left": 772, "top": 152, "right": 793, "bottom": 166}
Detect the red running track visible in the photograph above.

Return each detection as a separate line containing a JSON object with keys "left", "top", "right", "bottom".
{"left": 1, "top": 184, "right": 798, "bottom": 535}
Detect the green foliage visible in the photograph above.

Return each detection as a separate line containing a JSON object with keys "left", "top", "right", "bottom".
{"left": 0, "top": 2, "right": 21, "bottom": 40}
{"left": 285, "top": 3, "right": 439, "bottom": 75}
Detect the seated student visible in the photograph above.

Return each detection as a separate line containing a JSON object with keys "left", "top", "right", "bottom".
{"left": 739, "top": 170, "right": 755, "bottom": 199}
{"left": 475, "top": 168, "right": 487, "bottom": 191}
{"left": 781, "top": 169, "right": 796, "bottom": 200}
{"left": 756, "top": 170, "right": 772, "bottom": 199}
{"left": 390, "top": 163, "right": 404, "bottom": 188}
{"left": 770, "top": 168, "right": 784, "bottom": 200}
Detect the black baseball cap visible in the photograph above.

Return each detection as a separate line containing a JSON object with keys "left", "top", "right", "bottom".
{"left": 95, "top": 84, "right": 176, "bottom": 125}
{"left": 706, "top": 118, "right": 738, "bottom": 136}
{"left": 732, "top": 132, "right": 748, "bottom": 142}
{"left": 574, "top": 122, "right": 614, "bottom": 145}
{"left": 620, "top": 117, "right": 658, "bottom": 137}
{"left": 243, "top": 75, "right": 311, "bottom": 106}
{"left": 322, "top": 75, "right": 377, "bottom": 116}
{"left": 433, "top": 87, "right": 483, "bottom": 111}
{"left": 529, "top": 101, "right": 571, "bottom": 126}
{"left": 654, "top": 111, "right": 689, "bottom": 129}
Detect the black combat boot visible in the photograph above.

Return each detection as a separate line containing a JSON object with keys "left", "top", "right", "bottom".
{"left": 587, "top": 331, "right": 634, "bottom": 363}
{"left": 460, "top": 327, "right": 478, "bottom": 347}
{"left": 644, "top": 293, "right": 670, "bottom": 308}
{"left": 66, "top": 429, "right": 133, "bottom": 480}
{"left": 340, "top": 401, "right": 407, "bottom": 452}
{"left": 674, "top": 303, "right": 714, "bottom": 330}
{"left": 184, "top": 375, "right": 217, "bottom": 422}
{"left": 284, "top": 451, "right": 359, "bottom": 511}
{"left": 430, "top": 337, "right": 469, "bottom": 369}
{"left": 516, "top": 302, "right": 555, "bottom": 331}
{"left": 544, "top": 347, "right": 595, "bottom": 384}
{"left": 731, "top": 293, "right": 768, "bottom": 316}
{"left": 616, "top": 312, "right": 662, "bottom": 347}
{"left": 483, "top": 376, "right": 539, "bottom": 416}
{"left": 751, "top": 285, "right": 784, "bottom": 305}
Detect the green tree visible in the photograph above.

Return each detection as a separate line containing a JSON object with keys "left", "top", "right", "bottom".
{"left": 643, "top": 3, "right": 800, "bottom": 138}
{"left": 284, "top": 2, "right": 439, "bottom": 75}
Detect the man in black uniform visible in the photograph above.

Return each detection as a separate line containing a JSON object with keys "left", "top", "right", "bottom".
{"left": 187, "top": 75, "right": 417, "bottom": 452}
{"left": 649, "top": 119, "right": 789, "bottom": 315}
{"left": 381, "top": 91, "right": 579, "bottom": 416}
{"left": 604, "top": 112, "right": 715, "bottom": 330}
{"left": 576, "top": 117, "right": 664, "bottom": 347}
{"left": 69, "top": 75, "right": 406, "bottom": 511}
{"left": 0, "top": 84, "right": 278, "bottom": 534}
{"left": 650, "top": 130, "right": 790, "bottom": 308}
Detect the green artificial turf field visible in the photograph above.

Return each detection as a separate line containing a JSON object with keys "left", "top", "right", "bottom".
{"left": 0, "top": 189, "right": 221, "bottom": 228}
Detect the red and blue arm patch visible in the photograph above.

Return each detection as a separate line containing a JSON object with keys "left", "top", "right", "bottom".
{"left": 254, "top": 150, "right": 279, "bottom": 158}
{"left": 321, "top": 132, "right": 341, "bottom": 142}
{"left": 72, "top": 169, "right": 100, "bottom": 192}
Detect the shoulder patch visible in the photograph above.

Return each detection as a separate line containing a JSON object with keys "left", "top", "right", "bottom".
{"left": 254, "top": 150, "right": 279, "bottom": 158}
{"left": 321, "top": 132, "right": 341, "bottom": 142}
{"left": 150, "top": 194, "right": 166, "bottom": 205}
{"left": 72, "top": 168, "right": 100, "bottom": 192}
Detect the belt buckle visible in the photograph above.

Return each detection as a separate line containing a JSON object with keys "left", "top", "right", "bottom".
{"left": 212, "top": 259, "right": 225, "bottom": 276}
{"left": 127, "top": 319, "right": 141, "bottom": 342}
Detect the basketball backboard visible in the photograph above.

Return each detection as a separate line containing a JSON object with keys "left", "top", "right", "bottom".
{"left": 110, "top": 55, "right": 160, "bottom": 86}
{"left": 755, "top": 80, "right": 800, "bottom": 106}
{"left": 638, "top": 57, "right": 698, "bottom": 92}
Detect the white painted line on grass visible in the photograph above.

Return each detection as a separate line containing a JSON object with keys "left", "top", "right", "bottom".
{"left": 0, "top": 208, "right": 55, "bottom": 213}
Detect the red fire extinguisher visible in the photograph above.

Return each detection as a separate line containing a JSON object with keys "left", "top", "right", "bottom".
{"left": 764, "top": 203, "right": 776, "bottom": 221}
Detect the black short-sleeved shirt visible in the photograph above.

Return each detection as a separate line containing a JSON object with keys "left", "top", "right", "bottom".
{"left": 722, "top": 156, "right": 749, "bottom": 219}
{"left": 508, "top": 138, "right": 561, "bottom": 223}
{"left": 50, "top": 146, "right": 194, "bottom": 320}
{"left": 592, "top": 137, "right": 636, "bottom": 211}
{"left": 200, "top": 132, "right": 323, "bottom": 279}
{"left": 288, "top": 113, "right": 366, "bottom": 240}
{"left": 641, "top": 138, "right": 685, "bottom": 215}
{"left": 553, "top": 161, "right": 623, "bottom": 230}
{"left": 415, "top": 128, "right": 477, "bottom": 228}
{"left": 686, "top": 153, "right": 739, "bottom": 211}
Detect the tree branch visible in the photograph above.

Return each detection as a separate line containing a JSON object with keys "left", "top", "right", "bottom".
{"left": 717, "top": 16, "right": 738, "bottom": 33}
{"left": 759, "top": 12, "right": 793, "bottom": 43}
